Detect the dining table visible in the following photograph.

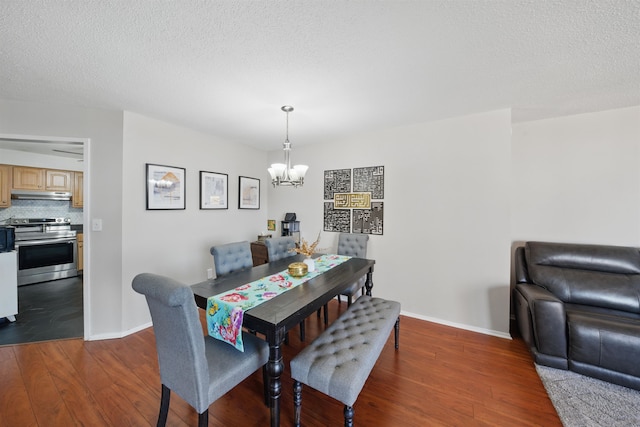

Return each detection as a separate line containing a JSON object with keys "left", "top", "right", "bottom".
{"left": 191, "top": 254, "right": 375, "bottom": 427}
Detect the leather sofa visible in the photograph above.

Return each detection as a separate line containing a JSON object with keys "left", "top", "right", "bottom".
{"left": 513, "top": 241, "right": 640, "bottom": 390}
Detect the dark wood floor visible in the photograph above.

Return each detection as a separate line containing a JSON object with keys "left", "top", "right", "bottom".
{"left": 0, "top": 300, "right": 561, "bottom": 426}
{"left": 0, "top": 277, "right": 83, "bottom": 345}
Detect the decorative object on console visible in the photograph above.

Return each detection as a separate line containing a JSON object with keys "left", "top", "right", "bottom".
{"left": 199, "top": 171, "right": 228, "bottom": 210}
{"left": 281, "top": 212, "right": 300, "bottom": 243}
{"left": 257, "top": 233, "right": 272, "bottom": 242}
{"left": 146, "top": 163, "right": 185, "bottom": 210}
{"left": 238, "top": 176, "right": 260, "bottom": 209}
{"left": 267, "top": 106, "right": 308, "bottom": 188}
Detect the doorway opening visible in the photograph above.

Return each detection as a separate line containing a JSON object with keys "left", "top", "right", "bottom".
{"left": 0, "top": 133, "right": 89, "bottom": 345}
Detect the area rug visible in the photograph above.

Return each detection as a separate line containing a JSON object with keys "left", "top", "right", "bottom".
{"left": 535, "top": 364, "right": 640, "bottom": 427}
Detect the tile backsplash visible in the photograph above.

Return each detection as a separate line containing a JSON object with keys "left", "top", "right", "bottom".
{"left": 0, "top": 199, "right": 83, "bottom": 224}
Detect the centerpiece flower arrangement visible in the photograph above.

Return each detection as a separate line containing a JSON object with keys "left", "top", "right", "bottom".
{"left": 292, "top": 232, "right": 321, "bottom": 257}
{"left": 290, "top": 233, "right": 321, "bottom": 272}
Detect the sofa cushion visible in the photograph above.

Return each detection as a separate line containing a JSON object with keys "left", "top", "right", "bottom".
{"left": 526, "top": 242, "right": 640, "bottom": 313}
{"left": 526, "top": 242, "right": 640, "bottom": 274}
{"left": 568, "top": 311, "right": 640, "bottom": 378}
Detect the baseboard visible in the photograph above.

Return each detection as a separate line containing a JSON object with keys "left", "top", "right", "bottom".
{"left": 400, "top": 309, "right": 512, "bottom": 340}
{"left": 86, "top": 321, "right": 152, "bottom": 341}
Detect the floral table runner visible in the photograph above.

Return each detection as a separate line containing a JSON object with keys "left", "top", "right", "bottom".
{"left": 206, "top": 254, "right": 351, "bottom": 351}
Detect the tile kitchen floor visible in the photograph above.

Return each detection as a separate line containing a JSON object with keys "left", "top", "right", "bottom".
{"left": 0, "top": 276, "right": 83, "bottom": 346}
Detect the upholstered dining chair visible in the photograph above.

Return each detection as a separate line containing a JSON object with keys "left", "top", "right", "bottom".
{"left": 337, "top": 233, "right": 370, "bottom": 306}
{"left": 264, "top": 236, "right": 297, "bottom": 261}
{"left": 132, "top": 273, "right": 269, "bottom": 427}
{"left": 210, "top": 240, "right": 253, "bottom": 277}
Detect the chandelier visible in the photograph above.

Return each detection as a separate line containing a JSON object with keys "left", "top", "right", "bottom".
{"left": 268, "top": 106, "right": 308, "bottom": 187}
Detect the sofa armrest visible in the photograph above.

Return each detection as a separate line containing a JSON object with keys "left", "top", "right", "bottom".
{"left": 515, "top": 283, "right": 568, "bottom": 359}
{"left": 514, "top": 246, "right": 530, "bottom": 283}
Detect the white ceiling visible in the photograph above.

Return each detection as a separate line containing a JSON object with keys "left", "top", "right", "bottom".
{"left": 1, "top": 0, "right": 638, "bottom": 154}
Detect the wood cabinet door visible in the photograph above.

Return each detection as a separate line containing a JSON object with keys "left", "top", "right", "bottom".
{"left": 13, "top": 166, "right": 44, "bottom": 190}
{"left": 77, "top": 233, "right": 84, "bottom": 271}
{"left": 0, "top": 165, "right": 11, "bottom": 207}
{"left": 72, "top": 172, "right": 84, "bottom": 208}
{"left": 46, "top": 169, "right": 72, "bottom": 191}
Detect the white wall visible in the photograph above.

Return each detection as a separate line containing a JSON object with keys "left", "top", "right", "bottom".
{"left": 121, "top": 112, "right": 268, "bottom": 330}
{"left": 3, "top": 98, "right": 638, "bottom": 341}
{"left": 0, "top": 149, "right": 83, "bottom": 171}
{"left": 511, "top": 106, "right": 640, "bottom": 246}
{"left": 268, "top": 109, "right": 513, "bottom": 336}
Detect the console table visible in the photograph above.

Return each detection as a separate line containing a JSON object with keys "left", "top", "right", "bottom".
{"left": 250, "top": 241, "right": 268, "bottom": 266}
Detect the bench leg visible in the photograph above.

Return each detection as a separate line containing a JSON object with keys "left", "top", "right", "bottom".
{"left": 293, "top": 380, "right": 302, "bottom": 427}
{"left": 343, "top": 405, "right": 354, "bottom": 427}
{"left": 395, "top": 317, "right": 400, "bottom": 349}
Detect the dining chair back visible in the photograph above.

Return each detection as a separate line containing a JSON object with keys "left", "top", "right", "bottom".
{"left": 132, "top": 273, "right": 269, "bottom": 427}
{"left": 264, "top": 235, "right": 305, "bottom": 339}
{"left": 210, "top": 241, "right": 253, "bottom": 276}
{"left": 337, "top": 233, "right": 370, "bottom": 305}
{"left": 264, "top": 236, "right": 297, "bottom": 261}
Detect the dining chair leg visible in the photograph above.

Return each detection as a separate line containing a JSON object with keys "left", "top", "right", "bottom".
{"left": 293, "top": 380, "right": 302, "bottom": 427}
{"left": 347, "top": 295, "right": 353, "bottom": 307}
{"left": 299, "top": 321, "right": 305, "bottom": 342}
{"left": 323, "top": 303, "right": 329, "bottom": 325}
{"left": 157, "top": 384, "right": 170, "bottom": 427}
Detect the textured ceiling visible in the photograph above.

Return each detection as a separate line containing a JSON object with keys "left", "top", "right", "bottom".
{"left": 1, "top": 0, "right": 639, "bottom": 152}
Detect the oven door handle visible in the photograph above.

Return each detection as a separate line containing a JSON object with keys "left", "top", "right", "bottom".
{"left": 16, "top": 238, "right": 76, "bottom": 246}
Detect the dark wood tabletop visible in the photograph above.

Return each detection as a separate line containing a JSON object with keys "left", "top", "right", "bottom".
{"left": 191, "top": 254, "right": 375, "bottom": 427}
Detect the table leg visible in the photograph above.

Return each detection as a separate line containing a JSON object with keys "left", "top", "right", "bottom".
{"left": 365, "top": 266, "right": 374, "bottom": 296}
{"left": 268, "top": 342, "right": 283, "bottom": 427}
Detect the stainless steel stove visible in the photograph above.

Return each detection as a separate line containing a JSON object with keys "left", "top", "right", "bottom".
{"left": 6, "top": 217, "right": 78, "bottom": 286}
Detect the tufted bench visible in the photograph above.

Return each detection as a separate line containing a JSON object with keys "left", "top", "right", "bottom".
{"left": 290, "top": 296, "right": 401, "bottom": 427}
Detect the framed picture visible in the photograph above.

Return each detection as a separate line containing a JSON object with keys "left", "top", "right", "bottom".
{"left": 146, "top": 163, "right": 185, "bottom": 210}
{"left": 199, "top": 171, "right": 228, "bottom": 209}
{"left": 239, "top": 176, "right": 260, "bottom": 209}
{"left": 267, "top": 219, "right": 276, "bottom": 231}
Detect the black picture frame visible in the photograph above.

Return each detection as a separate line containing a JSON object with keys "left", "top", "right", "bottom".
{"left": 199, "top": 171, "right": 228, "bottom": 210}
{"left": 146, "top": 163, "right": 186, "bottom": 210}
{"left": 239, "top": 176, "right": 260, "bottom": 209}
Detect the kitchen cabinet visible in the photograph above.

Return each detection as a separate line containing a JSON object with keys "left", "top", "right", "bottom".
{"left": 73, "top": 172, "right": 84, "bottom": 208}
{"left": 77, "top": 233, "right": 83, "bottom": 272}
{"left": 12, "top": 166, "right": 44, "bottom": 190}
{"left": 0, "top": 251, "right": 18, "bottom": 322}
{"left": 0, "top": 165, "right": 11, "bottom": 208}
{"left": 12, "top": 166, "right": 72, "bottom": 191}
{"left": 46, "top": 169, "right": 73, "bottom": 191}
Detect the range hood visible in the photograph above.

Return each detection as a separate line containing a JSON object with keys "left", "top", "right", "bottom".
{"left": 11, "top": 190, "right": 72, "bottom": 201}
